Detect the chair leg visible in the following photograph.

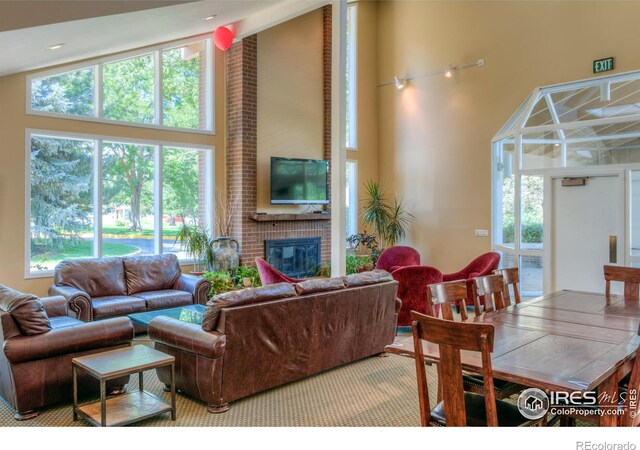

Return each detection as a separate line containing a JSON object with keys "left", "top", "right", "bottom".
{"left": 560, "top": 416, "right": 576, "bottom": 427}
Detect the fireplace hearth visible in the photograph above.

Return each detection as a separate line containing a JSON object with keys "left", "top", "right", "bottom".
{"left": 265, "top": 237, "right": 321, "bottom": 278}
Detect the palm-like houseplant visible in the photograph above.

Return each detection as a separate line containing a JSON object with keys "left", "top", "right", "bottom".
{"left": 175, "top": 223, "right": 215, "bottom": 274}
{"left": 362, "top": 181, "right": 414, "bottom": 248}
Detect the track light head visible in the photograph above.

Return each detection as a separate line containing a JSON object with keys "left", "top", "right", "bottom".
{"left": 394, "top": 76, "right": 407, "bottom": 90}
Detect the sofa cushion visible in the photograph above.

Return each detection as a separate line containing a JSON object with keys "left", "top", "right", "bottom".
{"left": 202, "top": 283, "right": 297, "bottom": 331}
{"left": 122, "top": 254, "right": 182, "bottom": 295}
{"left": 135, "top": 290, "right": 193, "bottom": 311}
{"left": 54, "top": 257, "right": 126, "bottom": 297}
{"left": 294, "top": 277, "right": 345, "bottom": 295}
{"left": 49, "top": 315, "right": 82, "bottom": 330}
{"left": 92, "top": 295, "right": 147, "bottom": 320}
{"left": 343, "top": 270, "right": 394, "bottom": 287}
{"left": 0, "top": 285, "right": 51, "bottom": 335}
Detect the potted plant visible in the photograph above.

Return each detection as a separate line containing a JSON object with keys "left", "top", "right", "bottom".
{"left": 362, "top": 181, "right": 414, "bottom": 248}
{"left": 175, "top": 223, "right": 215, "bottom": 275}
{"left": 210, "top": 189, "right": 241, "bottom": 273}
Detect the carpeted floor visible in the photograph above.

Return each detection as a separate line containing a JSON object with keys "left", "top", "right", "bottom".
{"left": 0, "top": 336, "right": 429, "bottom": 427}
{"left": 0, "top": 335, "right": 593, "bottom": 427}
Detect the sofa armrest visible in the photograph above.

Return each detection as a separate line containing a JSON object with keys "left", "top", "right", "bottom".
{"left": 3, "top": 317, "right": 133, "bottom": 364}
{"left": 40, "top": 295, "right": 71, "bottom": 318}
{"left": 48, "top": 285, "right": 92, "bottom": 322}
{"left": 174, "top": 274, "right": 211, "bottom": 305}
{"left": 149, "top": 316, "right": 225, "bottom": 359}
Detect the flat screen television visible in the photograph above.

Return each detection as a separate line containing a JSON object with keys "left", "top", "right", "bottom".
{"left": 270, "top": 157, "right": 329, "bottom": 205}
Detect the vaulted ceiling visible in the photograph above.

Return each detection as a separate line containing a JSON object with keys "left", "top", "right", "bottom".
{"left": 0, "top": 0, "right": 327, "bottom": 77}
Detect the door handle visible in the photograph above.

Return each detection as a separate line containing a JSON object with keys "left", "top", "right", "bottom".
{"left": 609, "top": 235, "right": 617, "bottom": 264}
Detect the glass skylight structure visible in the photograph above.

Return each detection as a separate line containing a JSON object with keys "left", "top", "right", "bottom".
{"left": 492, "top": 70, "right": 640, "bottom": 296}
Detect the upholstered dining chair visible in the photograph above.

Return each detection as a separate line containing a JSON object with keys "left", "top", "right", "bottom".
{"left": 411, "top": 312, "right": 544, "bottom": 427}
{"left": 442, "top": 252, "right": 501, "bottom": 311}
{"left": 375, "top": 246, "right": 420, "bottom": 272}
{"left": 427, "top": 279, "right": 479, "bottom": 321}
{"left": 604, "top": 265, "right": 640, "bottom": 301}
{"left": 391, "top": 265, "right": 442, "bottom": 326}
{"left": 427, "top": 279, "right": 522, "bottom": 400}
{"left": 473, "top": 274, "right": 509, "bottom": 313}
{"left": 494, "top": 267, "right": 521, "bottom": 305}
{"left": 255, "top": 257, "right": 304, "bottom": 285}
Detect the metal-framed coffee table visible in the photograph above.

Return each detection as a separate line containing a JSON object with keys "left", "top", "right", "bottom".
{"left": 72, "top": 345, "right": 176, "bottom": 427}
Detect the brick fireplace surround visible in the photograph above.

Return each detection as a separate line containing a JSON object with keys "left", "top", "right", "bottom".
{"left": 226, "top": 6, "right": 333, "bottom": 268}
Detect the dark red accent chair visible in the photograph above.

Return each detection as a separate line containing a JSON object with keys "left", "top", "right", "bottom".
{"left": 255, "top": 257, "right": 305, "bottom": 285}
{"left": 375, "top": 246, "right": 421, "bottom": 272}
{"left": 442, "top": 252, "right": 501, "bottom": 312}
{"left": 391, "top": 265, "right": 443, "bottom": 326}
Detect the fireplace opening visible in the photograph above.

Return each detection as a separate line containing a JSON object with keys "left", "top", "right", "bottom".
{"left": 265, "top": 237, "right": 321, "bottom": 278}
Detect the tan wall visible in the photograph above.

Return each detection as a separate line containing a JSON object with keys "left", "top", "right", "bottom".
{"left": 256, "top": 9, "right": 324, "bottom": 213}
{"left": 350, "top": 1, "right": 379, "bottom": 233}
{"left": 376, "top": 0, "right": 640, "bottom": 272}
{"left": 0, "top": 38, "right": 226, "bottom": 296}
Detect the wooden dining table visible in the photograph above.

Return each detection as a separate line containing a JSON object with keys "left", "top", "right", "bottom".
{"left": 385, "top": 290, "right": 640, "bottom": 426}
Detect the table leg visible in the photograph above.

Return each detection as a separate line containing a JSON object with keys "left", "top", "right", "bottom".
{"left": 100, "top": 379, "right": 106, "bottom": 427}
{"left": 139, "top": 371, "right": 144, "bottom": 392}
{"left": 598, "top": 373, "right": 619, "bottom": 427}
{"left": 171, "top": 363, "right": 176, "bottom": 420}
{"left": 72, "top": 365, "right": 78, "bottom": 421}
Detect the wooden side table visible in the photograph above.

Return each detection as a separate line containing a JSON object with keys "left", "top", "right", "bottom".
{"left": 72, "top": 345, "right": 176, "bottom": 427}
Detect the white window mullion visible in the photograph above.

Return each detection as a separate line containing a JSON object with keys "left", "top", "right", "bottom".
{"left": 94, "top": 140, "right": 103, "bottom": 257}
{"left": 154, "top": 146, "right": 163, "bottom": 254}
{"left": 155, "top": 50, "right": 163, "bottom": 127}
{"left": 204, "top": 148, "right": 215, "bottom": 234}
{"left": 206, "top": 39, "right": 214, "bottom": 133}
{"left": 96, "top": 64, "right": 103, "bottom": 119}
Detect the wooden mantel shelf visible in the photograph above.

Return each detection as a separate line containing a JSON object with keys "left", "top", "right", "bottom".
{"left": 249, "top": 212, "right": 331, "bottom": 222}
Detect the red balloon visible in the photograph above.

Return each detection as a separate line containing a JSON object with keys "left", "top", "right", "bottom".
{"left": 214, "top": 26, "right": 235, "bottom": 51}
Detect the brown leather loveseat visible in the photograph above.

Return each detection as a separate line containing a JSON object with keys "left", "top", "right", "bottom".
{"left": 49, "top": 254, "right": 210, "bottom": 330}
{"left": 0, "top": 285, "right": 134, "bottom": 420}
{"left": 149, "top": 270, "right": 400, "bottom": 413}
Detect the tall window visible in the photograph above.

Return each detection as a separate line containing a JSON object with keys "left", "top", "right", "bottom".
{"left": 28, "top": 131, "right": 213, "bottom": 276}
{"left": 345, "top": 4, "right": 357, "bottom": 149}
{"left": 28, "top": 37, "right": 213, "bottom": 132}
{"left": 346, "top": 161, "right": 358, "bottom": 238}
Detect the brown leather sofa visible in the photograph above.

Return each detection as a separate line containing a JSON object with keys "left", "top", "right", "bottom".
{"left": 0, "top": 285, "right": 134, "bottom": 420}
{"left": 49, "top": 254, "right": 210, "bottom": 331}
{"left": 149, "top": 270, "right": 400, "bottom": 413}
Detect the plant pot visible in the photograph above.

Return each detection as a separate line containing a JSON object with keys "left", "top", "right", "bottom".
{"left": 211, "top": 237, "right": 240, "bottom": 273}
{"left": 190, "top": 271, "right": 205, "bottom": 276}
{"left": 357, "top": 265, "right": 373, "bottom": 273}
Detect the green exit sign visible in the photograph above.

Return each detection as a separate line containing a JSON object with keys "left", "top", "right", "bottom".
{"left": 593, "top": 57, "right": 615, "bottom": 73}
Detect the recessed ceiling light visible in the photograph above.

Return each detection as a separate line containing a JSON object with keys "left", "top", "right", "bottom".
{"left": 203, "top": 15, "right": 216, "bottom": 21}
{"left": 47, "top": 43, "right": 65, "bottom": 50}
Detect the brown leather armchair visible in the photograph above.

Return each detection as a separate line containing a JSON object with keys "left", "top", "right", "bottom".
{"left": 0, "top": 287, "right": 134, "bottom": 420}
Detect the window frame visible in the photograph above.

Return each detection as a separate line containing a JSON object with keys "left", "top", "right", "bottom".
{"left": 25, "top": 128, "right": 215, "bottom": 278}
{"left": 345, "top": 3, "right": 357, "bottom": 151}
{"left": 26, "top": 35, "right": 215, "bottom": 135}
{"left": 346, "top": 159, "right": 358, "bottom": 239}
